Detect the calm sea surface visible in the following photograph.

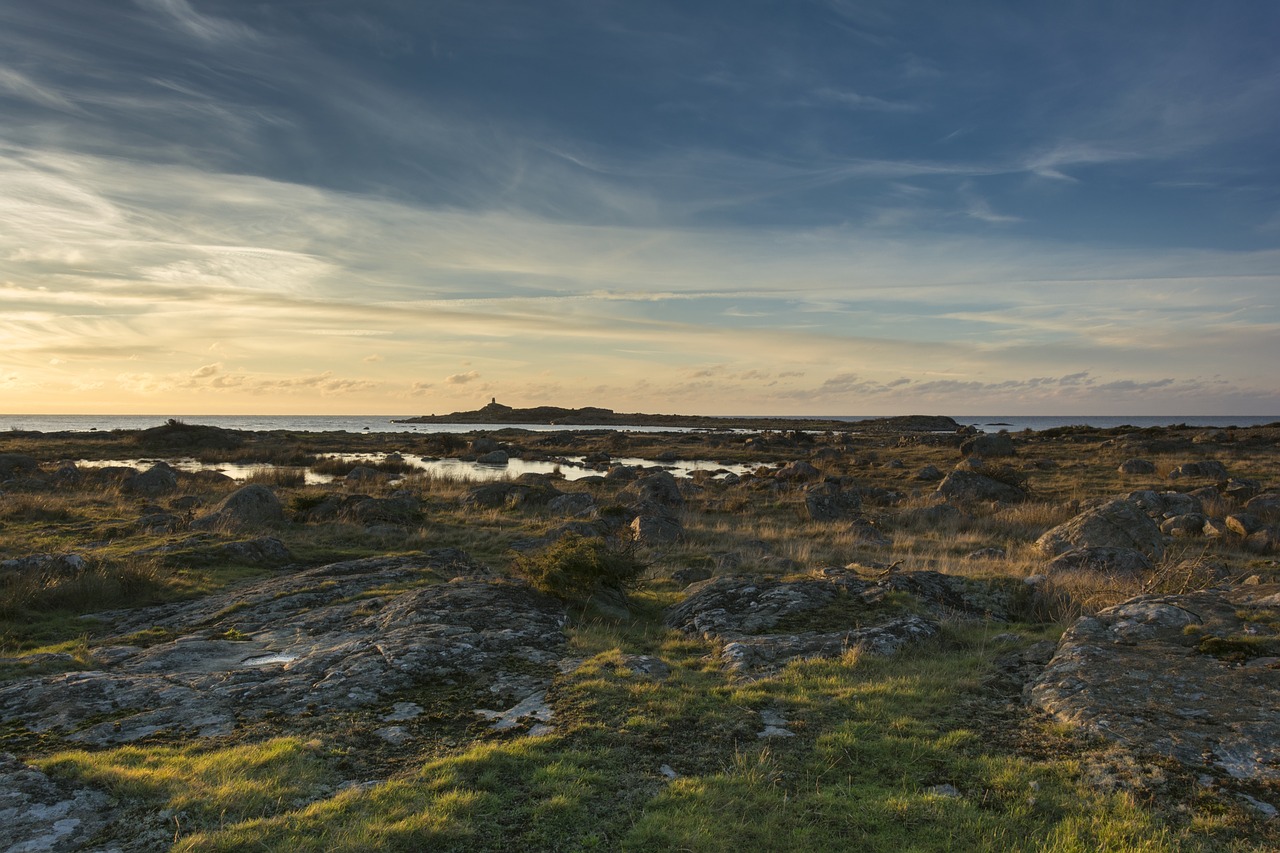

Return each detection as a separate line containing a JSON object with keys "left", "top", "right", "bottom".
{"left": 1, "top": 414, "right": 1277, "bottom": 434}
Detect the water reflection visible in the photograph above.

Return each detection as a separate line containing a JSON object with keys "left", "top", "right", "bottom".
{"left": 75, "top": 453, "right": 753, "bottom": 484}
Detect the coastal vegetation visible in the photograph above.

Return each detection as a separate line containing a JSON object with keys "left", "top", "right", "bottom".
{"left": 1, "top": 419, "right": 1278, "bottom": 850}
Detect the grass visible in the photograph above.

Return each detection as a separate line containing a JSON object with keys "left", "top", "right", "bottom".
{"left": 1, "top": 423, "right": 1278, "bottom": 850}
{"left": 41, "top": 612, "right": 1269, "bottom": 851}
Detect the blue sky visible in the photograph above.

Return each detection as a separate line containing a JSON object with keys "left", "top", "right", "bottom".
{"left": 1, "top": 0, "right": 1277, "bottom": 414}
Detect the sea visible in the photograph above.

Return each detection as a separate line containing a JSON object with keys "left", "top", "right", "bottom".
{"left": 1, "top": 414, "right": 1276, "bottom": 435}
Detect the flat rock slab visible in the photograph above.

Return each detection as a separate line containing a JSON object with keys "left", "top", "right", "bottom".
{"left": 663, "top": 572, "right": 995, "bottom": 670}
{"left": 1030, "top": 588, "right": 1280, "bottom": 783}
{"left": 0, "top": 752, "right": 112, "bottom": 853}
{"left": 0, "top": 552, "right": 566, "bottom": 746}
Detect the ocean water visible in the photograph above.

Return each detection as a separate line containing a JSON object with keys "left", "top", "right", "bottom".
{"left": 0, "top": 413, "right": 1276, "bottom": 435}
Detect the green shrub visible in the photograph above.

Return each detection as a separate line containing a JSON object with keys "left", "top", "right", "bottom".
{"left": 511, "top": 534, "right": 646, "bottom": 603}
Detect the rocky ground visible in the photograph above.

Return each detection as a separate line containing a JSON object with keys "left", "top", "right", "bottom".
{"left": 1, "top": 421, "right": 1278, "bottom": 850}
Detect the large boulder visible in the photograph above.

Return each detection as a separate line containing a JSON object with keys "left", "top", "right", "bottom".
{"left": 1044, "top": 546, "right": 1154, "bottom": 578}
{"left": 804, "top": 481, "right": 862, "bottom": 522}
{"left": 0, "top": 453, "right": 39, "bottom": 479}
{"left": 624, "top": 471, "right": 684, "bottom": 509}
{"left": 1035, "top": 498, "right": 1164, "bottom": 558}
{"left": 935, "top": 470, "right": 1026, "bottom": 504}
{"left": 192, "top": 484, "right": 284, "bottom": 531}
{"left": 1117, "top": 459, "right": 1156, "bottom": 475}
{"left": 959, "top": 433, "right": 1016, "bottom": 458}
{"left": 1030, "top": 588, "right": 1280, "bottom": 782}
{"left": 1169, "top": 460, "right": 1229, "bottom": 480}
{"left": 124, "top": 462, "right": 179, "bottom": 497}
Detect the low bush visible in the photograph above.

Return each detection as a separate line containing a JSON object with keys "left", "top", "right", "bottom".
{"left": 511, "top": 533, "right": 646, "bottom": 604}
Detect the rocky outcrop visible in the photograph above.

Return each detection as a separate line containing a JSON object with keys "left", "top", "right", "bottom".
{"left": 191, "top": 484, "right": 285, "bottom": 531}
{"left": 804, "top": 481, "right": 862, "bottom": 521}
{"left": 935, "top": 470, "right": 1026, "bottom": 504}
{"left": 1044, "top": 546, "right": 1153, "bottom": 578}
{"left": 719, "top": 616, "right": 939, "bottom": 671}
{"left": 959, "top": 433, "right": 1016, "bottom": 458}
{"left": 0, "top": 552, "right": 566, "bottom": 747}
{"left": 123, "top": 462, "right": 179, "bottom": 497}
{"left": 665, "top": 570, "right": 1025, "bottom": 671}
{"left": 1030, "top": 588, "right": 1280, "bottom": 783}
{"left": 462, "top": 480, "right": 562, "bottom": 510}
{"left": 1035, "top": 498, "right": 1164, "bottom": 558}
{"left": 1118, "top": 459, "right": 1156, "bottom": 475}
{"left": 1169, "top": 460, "right": 1229, "bottom": 480}
{"left": 0, "top": 453, "right": 40, "bottom": 480}
{"left": 0, "top": 753, "right": 113, "bottom": 852}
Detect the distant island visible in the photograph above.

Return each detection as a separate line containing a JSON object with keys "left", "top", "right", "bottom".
{"left": 394, "top": 399, "right": 962, "bottom": 432}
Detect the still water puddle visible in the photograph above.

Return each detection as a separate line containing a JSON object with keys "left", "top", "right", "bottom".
{"left": 77, "top": 454, "right": 753, "bottom": 484}
{"left": 241, "top": 652, "right": 297, "bottom": 667}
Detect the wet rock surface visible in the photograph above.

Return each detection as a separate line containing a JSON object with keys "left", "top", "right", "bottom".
{"left": 0, "top": 552, "right": 567, "bottom": 747}
{"left": 1030, "top": 586, "right": 1280, "bottom": 783}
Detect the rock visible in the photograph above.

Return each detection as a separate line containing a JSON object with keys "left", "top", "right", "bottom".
{"left": 216, "top": 536, "right": 294, "bottom": 565}
{"left": 719, "top": 616, "right": 940, "bottom": 672}
{"left": 0, "top": 553, "right": 566, "bottom": 746}
{"left": 1030, "top": 588, "right": 1280, "bottom": 783}
{"left": 547, "top": 492, "right": 596, "bottom": 517}
{"left": 1222, "top": 478, "right": 1261, "bottom": 502}
{"left": 914, "top": 465, "right": 944, "bottom": 482}
{"left": 878, "top": 571, "right": 1024, "bottom": 621}
{"left": 666, "top": 576, "right": 841, "bottom": 638}
{"left": 1169, "top": 460, "right": 1229, "bottom": 480}
{"left": 137, "top": 512, "right": 184, "bottom": 534}
{"left": 1159, "top": 514, "right": 1206, "bottom": 537}
{"left": 775, "top": 461, "right": 821, "bottom": 482}
{"left": 1245, "top": 527, "right": 1280, "bottom": 555}
{"left": 1245, "top": 493, "right": 1280, "bottom": 518}
{"left": 1158, "top": 492, "right": 1204, "bottom": 517}
{"left": 344, "top": 466, "right": 388, "bottom": 483}
{"left": 0, "top": 753, "right": 113, "bottom": 852}
{"left": 804, "top": 481, "right": 862, "bottom": 522}
{"left": 192, "top": 484, "right": 285, "bottom": 532}
{"left": 0, "top": 553, "right": 88, "bottom": 577}
{"left": 1226, "top": 513, "right": 1265, "bottom": 537}
{"left": 0, "top": 453, "right": 39, "bottom": 479}
{"left": 340, "top": 494, "right": 421, "bottom": 525}
{"left": 1035, "top": 498, "right": 1164, "bottom": 558}
{"left": 898, "top": 504, "right": 967, "bottom": 527}
{"left": 847, "top": 518, "right": 891, "bottom": 546}
{"left": 671, "top": 566, "right": 713, "bottom": 586}
{"left": 935, "top": 470, "right": 1026, "bottom": 504}
{"left": 1202, "top": 517, "right": 1231, "bottom": 538}
{"left": 630, "top": 514, "right": 683, "bottom": 544}
{"left": 959, "top": 433, "right": 1016, "bottom": 458}
{"left": 476, "top": 450, "right": 510, "bottom": 465}
{"left": 1118, "top": 459, "right": 1156, "bottom": 475}
{"left": 1044, "top": 546, "right": 1154, "bottom": 578}
{"left": 604, "top": 465, "right": 637, "bottom": 482}
{"left": 461, "top": 481, "right": 561, "bottom": 510}
{"left": 624, "top": 471, "right": 683, "bottom": 508}
{"left": 123, "top": 462, "right": 179, "bottom": 497}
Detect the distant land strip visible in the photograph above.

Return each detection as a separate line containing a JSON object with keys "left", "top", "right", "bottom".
{"left": 394, "top": 401, "right": 962, "bottom": 432}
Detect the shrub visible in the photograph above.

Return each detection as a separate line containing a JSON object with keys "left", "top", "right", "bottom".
{"left": 511, "top": 534, "right": 646, "bottom": 604}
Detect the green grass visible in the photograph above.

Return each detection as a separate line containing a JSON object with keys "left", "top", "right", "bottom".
{"left": 38, "top": 737, "right": 335, "bottom": 829}
{"left": 31, "top": 609, "right": 1260, "bottom": 852}
{"left": 4, "top": 425, "right": 1279, "bottom": 850}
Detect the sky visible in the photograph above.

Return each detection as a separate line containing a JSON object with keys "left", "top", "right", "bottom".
{"left": 1, "top": 1, "right": 1278, "bottom": 416}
